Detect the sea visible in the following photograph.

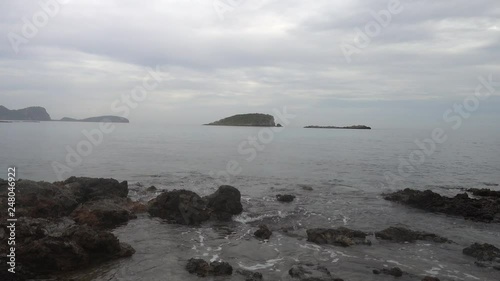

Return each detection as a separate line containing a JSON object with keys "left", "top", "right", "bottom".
{"left": 1, "top": 122, "right": 499, "bottom": 281}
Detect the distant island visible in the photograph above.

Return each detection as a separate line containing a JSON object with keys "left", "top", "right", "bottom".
{"left": 305, "top": 125, "right": 371, "bottom": 130}
{"left": 60, "top": 116, "right": 129, "bottom": 123}
{"left": 0, "top": 105, "right": 51, "bottom": 121}
{"left": 205, "top": 113, "right": 277, "bottom": 127}
{"left": 0, "top": 106, "right": 128, "bottom": 123}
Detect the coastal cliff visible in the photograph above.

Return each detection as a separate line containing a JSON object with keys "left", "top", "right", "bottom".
{"left": 0, "top": 105, "right": 51, "bottom": 121}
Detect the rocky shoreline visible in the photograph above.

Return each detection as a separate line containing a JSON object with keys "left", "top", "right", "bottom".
{"left": 1, "top": 178, "right": 499, "bottom": 280}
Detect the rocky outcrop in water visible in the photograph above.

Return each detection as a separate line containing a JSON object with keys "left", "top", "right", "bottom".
{"left": 463, "top": 243, "right": 500, "bottom": 270}
{"left": 205, "top": 113, "right": 275, "bottom": 127}
{"left": 71, "top": 198, "right": 137, "bottom": 229}
{"left": 384, "top": 189, "right": 500, "bottom": 223}
{"left": 276, "top": 194, "right": 296, "bottom": 202}
{"left": 372, "top": 267, "right": 404, "bottom": 277}
{"left": 148, "top": 185, "right": 243, "bottom": 225}
{"left": 254, "top": 224, "right": 272, "bottom": 240}
{"left": 422, "top": 277, "right": 440, "bottom": 281}
{"left": 236, "top": 269, "right": 263, "bottom": 281}
{"left": 289, "top": 263, "right": 344, "bottom": 281}
{"left": 375, "top": 226, "right": 450, "bottom": 243}
{"left": 467, "top": 188, "right": 500, "bottom": 198}
{"left": 307, "top": 227, "right": 371, "bottom": 247}
{"left": 186, "top": 258, "right": 233, "bottom": 277}
{"left": 0, "top": 217, "right": 134, "bottom": 277}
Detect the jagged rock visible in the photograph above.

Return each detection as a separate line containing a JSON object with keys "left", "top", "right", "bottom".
{"left": 384, "top": 189, "right": 500, "bottom": 223}
{"left": 236, "top": 269, "right": 263, "bottom": 281}
{"left": 70, "top": 199, "right": 137, "bottom": 229}
{"left": 307, "top": 227, "right": 371, "bottom": 247}
{"left": 186, "top": 258, "right": 232, "bottom": 277}
{"left": 147, "top": 186, "right": 157, "bottom": 192}
{"left": 254, "top": 224, "right": 272, "bottom": 240}
{"left": 149, "top": 185, "right": 243, "bottom": 225}
{"left": 375, "top": 226, "right": 450, "bottom": 243}
{"left": 289, "top": 263, "right": 344, "bottom": 281}
{"left": 2, "top": 218, "right": 134, "bottom": 276}
{"left": 148, "top": 190, "right": 209, "bottom": 225}
{"left": 277, "top": 194, "right": 296, "bottom": 203}
{"left": 373, "top": 267, "right": 403, "bottom": 277}
{"left": 205, "top": 185, "right": 243, "bottom": 221}
{"left": 463, "top": 243, "right": 500, "bottom": 269}
{"left": 63, "top": 177, "right": 129, "bottom": 202}
{"left": 467, "top": 188, "right": 500, "bottom": 198}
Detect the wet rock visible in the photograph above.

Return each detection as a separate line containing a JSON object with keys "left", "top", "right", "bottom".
{"left": 63, "top": 176, "right": 129, "bottom": 202}
{"left": 307, "top": 227, "right": 371, "bottom": 247}
{"left": 126, "top": 199, "right": 148, "bottom": 214}
{"left": 149, "top": 185, "right": 243, "bottom": 224}
{"left": 384, "top": 189, "right": 500, "bottom": 223}
{"left": 186, "top": 258, "right": 233, "bottom": 277}
{"left": 375, "top": 226, "right": 450, "bottom": 243}
{"left": 254, "top": 224, "right": 272, "bottom": 240}
{"left": 148, "top": 190, "right": 209, "bottom": 225}
{"left": 301, "top": 185, "right": 314, "bottom": 191}
{"left": 205, "top": 185, "right": 243, "bottom": 221}
{"left": 467, "top": 188, "right": 500, "bottom": 198}
{"left": 289, "top": 263, "right": 344, "bottom": 281}
{"left": 463, "top": 243, "right": 500, "bottom": 261}
{"left": 277, "top": 194, "right": 296, "bottom": 202}
{"left": 147, "top": 185, "right": 157, "bottom": 192}
{"left": 236, "top": 269, "right": 263, "bottom": 281}
{"left": 71, "top": 198, "right": 137, "bottom": 229}
{"left": 373, "top": 267, "right": 403, "bottom": 277}
{"left": 422, "top": 277, "right": 440, "bottom": 281}
{"left": 6, "top": 217, "right": 134, "bottom": 276}
{"left": 0, "top": 180, "right": 78, "bottom": 219}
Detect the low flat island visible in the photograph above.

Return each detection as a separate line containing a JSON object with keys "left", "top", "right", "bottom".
{"left": 304, "top": 125, "right": 371, "bottom": 130}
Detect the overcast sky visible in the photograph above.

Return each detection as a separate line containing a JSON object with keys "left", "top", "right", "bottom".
{"left": 1, "top": 0, "right": 499, "bottom": 128}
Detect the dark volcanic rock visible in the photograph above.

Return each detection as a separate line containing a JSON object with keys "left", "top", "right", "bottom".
{"left": 375, "top": 226, "right": 450, "bottom": 243}
{"left": 205, "top": 185, "right": 243, "bottom": 221}
{"left": 276, "top": 194, "right": 296, "bottom": 203}
{"left": 63, "top": 177, "right": 129, "bottom": 202}
{"left": 289, "top": 263, "right": 344, "bottom": 281}
{"left": 2, "top": 218, "right": 134, "bottom": 276}
{"left": 0, "top": 180, "right": 78, "bottom": 219}
{"left": 186, "top": 258, "right": 233, "bottom": 277}
{"left": 236, "top": 269, "right": 263, "bottom": 281}
{"left": 71, "top": 199, "right": 137, "bottom": 229}
{"left": 384, "top": 188, "right": 500, "bottom": 223}
{"left": 254, "top": 224, "right": 272, "bottom": 240}
{"left": 422, "top": 277, "right": 440, "bottom": 281}
{"left": 148, "top": 190, "right": 209, "bottom": 225}
{"left": 463, "top": 243, "right": 500, "bottom": 271}
{"left": 468, "top": 188, "right": 500, "bottom": 198}
{"left": 307, "top": 227, "right": 371, "bottom": 247}
{"left": 148, "top": 185, "right": 243, "bottom": 225}
{"left": 373, "top": 267, "right": 404, "bottom": 277}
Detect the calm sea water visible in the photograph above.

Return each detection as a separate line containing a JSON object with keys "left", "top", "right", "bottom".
{"left": 1, "top": 122, "right": 499, "bottom": 280}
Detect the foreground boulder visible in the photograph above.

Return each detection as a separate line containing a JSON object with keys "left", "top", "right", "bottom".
{"left": 375, "top": 226, "right": 450, "bottom": 243}
{"left": 71, "top": 198, "right": 137, "bottom": 229}
{"left": 0, "top": 217, "right": 134, "bottom": 277}
{"left": 463, "top": 243, "right": 500, "bottom": 270}
{"left": 148, "top": 185, "right": 243, "bottom": 225}
{"left": 384, "top": 189, "right": 500, "bottom": 223}
{"left": 289, "top": 263, "right": 344, "bottom": 281}
{"left": 372, "top": 267, "right": 404, "bottom": 277}
{"left": 307, "top": 227, "right": 371, "bottom": 247}
{"left": 254, "top": 224, "right": 272, "bottom": 240}
{"left": 186, "top": 258, "right": 233, "bottom": 277}
{"left": 63, "top": 176, "right": 129, "bottom": 202}
{"left": 277, "top": 194, "right": 296, "bottom": 202}
{"left": 236, "top": 269, "right": 263, "bottom": 281}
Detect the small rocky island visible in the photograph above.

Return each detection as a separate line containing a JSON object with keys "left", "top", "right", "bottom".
{"left": 205, "top": 113, "right": 277, "bottom": 127}
{"left": 305, "top": 125, "right": 371, "bottom": 130}
{"left": 60, "top": 116, "right": 129, "bottom": 123}
{"left": 0, "top": 105, "right": 128, "bottom": 123}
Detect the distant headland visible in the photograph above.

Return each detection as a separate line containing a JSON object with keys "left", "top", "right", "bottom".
{"left": 205, "top": 113, "right": 278, "bottom": 127}
{"left": 0, "top": 106, "right": 129, "bottom": 123}
{"left": 305, "top": 125, "right": 371, "bottom": 130}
